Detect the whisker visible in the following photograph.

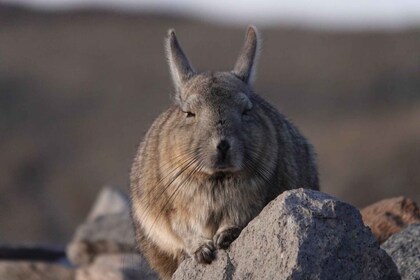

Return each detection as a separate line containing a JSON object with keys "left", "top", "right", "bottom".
{"left": 147, "top": 156, "right": 202, "bottom": 234}
{"left": 242, "top": 150, "right": 272, "bottom": 184}
{"left": 136, "top": 148, "right": 198, "bottom": 224}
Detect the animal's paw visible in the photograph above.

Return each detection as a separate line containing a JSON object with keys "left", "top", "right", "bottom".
{"left": 194, "top": 241, "right": 216, "bottom": 264}
{"left": 214, "top": 226, "right": 241, "bottom": 249}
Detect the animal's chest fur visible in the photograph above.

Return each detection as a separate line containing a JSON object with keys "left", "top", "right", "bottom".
{"left": 170, "top": 176, "right": 267, "bottom": 237}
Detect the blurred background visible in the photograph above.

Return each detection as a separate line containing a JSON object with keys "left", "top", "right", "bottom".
{"left": 0, "top": 0, "right": 419, "bottom": 245}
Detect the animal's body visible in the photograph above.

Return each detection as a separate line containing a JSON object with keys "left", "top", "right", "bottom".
{"left": 130, "top": 26, "right": 319, "bottom": 279}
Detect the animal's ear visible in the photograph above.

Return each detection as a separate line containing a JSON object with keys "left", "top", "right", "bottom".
{"left": 232, "top": 26, "right": 260, "bottom": 86}
{"left": 165, "top": 29, "right": 195, "bottom": 98}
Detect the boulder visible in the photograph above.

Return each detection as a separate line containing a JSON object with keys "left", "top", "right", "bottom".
{"left": 0, "top": 261, "right": 74, "bottom": 280}
{"left": 86, "top": 187, "right": 131, "bottom": 222}
{"left": 361, "top": 197, "right": 420, "bottom": 244}
{"left": 381, "top": 224, "right": 420, "bottom": 280}
{"left": 173, "top": 189, "right": 400, "bottom": 280}
{"left": 75, "top": 253, "right": 158, "bottom": 280}
{"left": 0, "top": 245, "right": 72, "bottom": 280}
{"left": 67, "top": 214, "right": 137, "bottom": 265}
{"left": 0, "top": 187, "right": 157, "bottom": 280}
{"left": 67, "top": 187, "right": 137, "bottom": 266}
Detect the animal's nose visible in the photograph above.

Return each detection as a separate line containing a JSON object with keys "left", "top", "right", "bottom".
{"left": 217, "top": 140, "right": 230, "bottom": 154}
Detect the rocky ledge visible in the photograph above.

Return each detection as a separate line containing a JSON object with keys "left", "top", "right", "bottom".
{"left": 173, "top": 189, "right": 400, "bottom": 280}
{"left": 1, "top": 187, "right": 419, "bottom": 280}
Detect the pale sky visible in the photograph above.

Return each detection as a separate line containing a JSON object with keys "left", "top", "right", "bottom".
{"left": 2, "top": 0, "right": 420, "bottom": 30}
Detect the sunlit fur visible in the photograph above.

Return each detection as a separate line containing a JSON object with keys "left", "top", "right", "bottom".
{"left": 130, "top": 27, "right": 319, "bottom": 280}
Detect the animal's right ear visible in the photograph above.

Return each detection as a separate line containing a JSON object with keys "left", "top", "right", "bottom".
{"left": 165, "top": 29, "right": 195, "bottom": 99}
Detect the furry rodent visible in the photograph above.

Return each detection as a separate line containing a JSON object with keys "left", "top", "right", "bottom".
{"left": 130, "top": 26, "right": 319, "bottom": 279}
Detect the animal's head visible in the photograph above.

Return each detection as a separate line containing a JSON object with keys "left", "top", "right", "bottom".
{"left": 165, "top": 27, "right": 272, "bottom": 178}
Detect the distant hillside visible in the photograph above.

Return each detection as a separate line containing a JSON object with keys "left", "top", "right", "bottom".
{"left": 0, "top": 4, "right": 419, "bottom": 244}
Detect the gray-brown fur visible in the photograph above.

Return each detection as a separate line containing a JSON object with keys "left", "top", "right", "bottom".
{"left": 130, "top": 26, "right": 319, "bottom": 279}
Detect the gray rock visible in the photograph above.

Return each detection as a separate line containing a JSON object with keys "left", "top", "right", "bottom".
{"left": 0, "top": 261, "right": 74, "bottom": 280}
{"left": 86, "top": 187, "right": 131, "bottom": 222}
{"left": 382, "top": 224, "right": 420, "bottom": 280}
{"left": 76, "top": 254, "right": 158, "bottom": 280}
{"left": 173, "top": 189, "right": 400, "bottom": 280}
{"left": 67, "top": 187, "right": 136, "bottom": 266}
{"left": 67, "top": 213, "right": 136, "bottom": 266}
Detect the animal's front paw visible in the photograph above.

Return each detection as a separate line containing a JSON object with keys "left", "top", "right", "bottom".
{"left": 194, "top": 241, "right": 216, "bottom": 264}
{"left": 214, "top": 226, "right": 241, "bottom": 249}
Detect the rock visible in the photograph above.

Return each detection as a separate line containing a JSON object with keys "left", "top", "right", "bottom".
{"left": 0, "top": 187, "right": 158, "bottom": 280}
{"left": 76, "top": 253, "right": 158, "bottom": 280}
{"left": 0, "top": 245, "right": 72, "bottom": 280}
{"left": 173, "top": 189, "right": 400, "bottom": 280}
{"left": 67, "top": 187, "right": 136, "bottom": 266}
{"left": 0, "top": 261, "right": 74, "bottom": 280}
{"left": 67, "top": 213, "right": 136, "bottom": 266}
{"left": 361, "top": 197, "right": 420, "bottom": 244}
{"left": 86, "top": 187, "right": 131, "bottom": 222}
{"left": 381, "top": 224, "right": 420, "bottom": 280}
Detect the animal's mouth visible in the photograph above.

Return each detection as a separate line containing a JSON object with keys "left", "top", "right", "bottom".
{"left": 210, "top": 163, "right": 240, "bottom": 174}
{"left": 212, "top": 155, "right": 236, "bottom": 171}
{"left": 197, "top": 165, "right": 238, "bottom": 178}
{"left": 210, "top": 171, "right": 232, "bottom": 180}
{"left": 200, "top": 154, "right": 242, "bottom": 176}
{"left": 214, "top": 164, "right": 230, "bottom": 171}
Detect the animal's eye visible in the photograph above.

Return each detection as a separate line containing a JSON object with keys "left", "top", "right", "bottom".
{"left": 242, "top": 108, "right": 251, "bottom": 116}
{"left": 185, "top": 111, "right": 195, "bottom": 118}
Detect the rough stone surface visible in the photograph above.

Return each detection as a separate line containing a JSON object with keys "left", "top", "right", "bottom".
{"left": 173, "top": 189, "right": 400, "bottom": 280}
{"left": 361, "top": 197, "right": 420, "bottom": 244}
{"left": 0, "top": 261, "right": 74, "bottom": 280}
{"left": 381, "top": 224, "right": 420, "bottom": 280}
{"left": 0, "top": 187, "right": 157, "bottom": 280}
{"left": 67, "top": 213, "right": 136, "bottom": 266}
{"left": 76, "top": 253, "right": 158, "bottom": 280}
{"left": 86, "top": 187, "right": 131, "bottom": 222}
{"left": 67, "top": 187, "right": 136, "bottom": 266}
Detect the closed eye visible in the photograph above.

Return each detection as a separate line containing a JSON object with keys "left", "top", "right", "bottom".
{"left": 182, "top": 110, "right": 195, "bottom": 118}
{"left": 242, "top": 108, "right": 251, "bottom": 115}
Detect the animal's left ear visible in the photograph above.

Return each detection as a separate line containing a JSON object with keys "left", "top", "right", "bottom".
{"left": 232, "top": 26, "right": 260, "bottom": 86}
{"left": 165, "top": 29, "right": 195, "bottom": 99}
